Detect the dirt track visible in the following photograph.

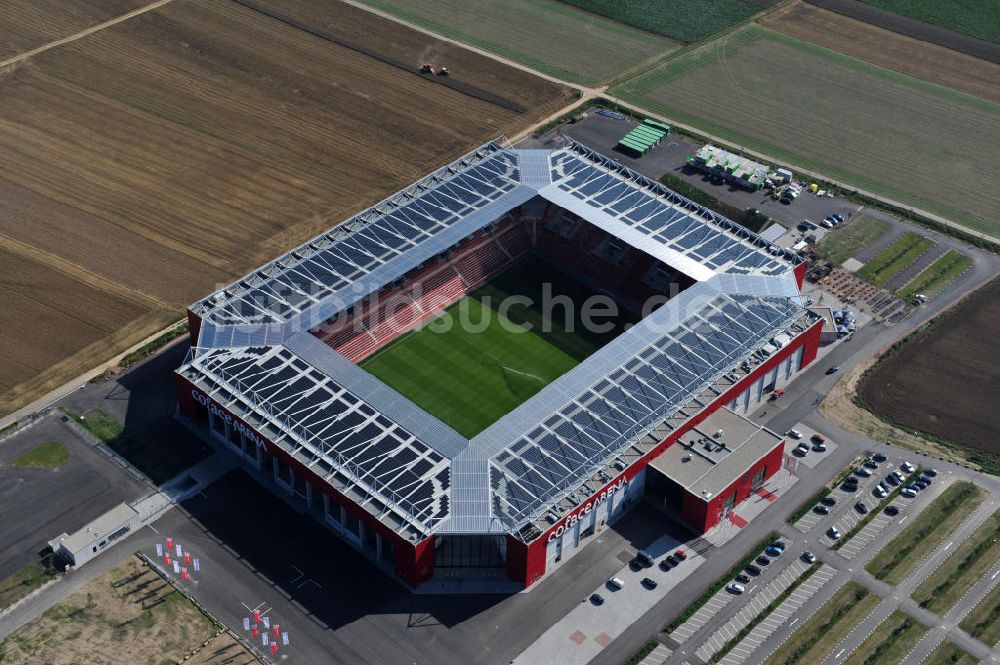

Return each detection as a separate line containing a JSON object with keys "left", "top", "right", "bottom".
{"left": 806, "top": 0, "right": 1000, "bottom": 64}
{"left": 860, "top": 278, "right": 1000, "bottom": 455}
{"left": 763, "top": 3, "right": 1000, "bottom": 103}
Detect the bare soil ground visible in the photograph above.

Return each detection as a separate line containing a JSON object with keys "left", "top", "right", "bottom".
{"left": 860, "top": 278, "right": 1000, "bottom": 455}
{"left": 806, "top": 0, "right": 1000, "bottom": 64}
{"left": 763, "top": 3, "right": 1000, "bottom": 103}
{"left": 0, "top": 0, "right": 144, "bottom": 61}
{"left": 0, "top": 0, "right": 571, "bottom": 416}
{"left": 0, "top": 555, "right": 256, "bottom": 664}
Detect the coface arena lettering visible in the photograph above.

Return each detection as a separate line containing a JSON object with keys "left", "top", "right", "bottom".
{"left": 191, "top": 389, "right": 264, "bottom": 448}
{"left": 546, "top": 477, "right": 627, "bottom": 543}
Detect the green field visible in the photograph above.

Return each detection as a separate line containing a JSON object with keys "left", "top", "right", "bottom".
{"left": 764, "top": 582, "right": 879, "bottom": 665}
{"left": 856, "top": 0, "right": 1000, "bottom": 45}
{"left": 8, "top": 441, "right": 68, "bottom": 469}
{"left": 360, "top": 259, "right": 635, "bottom": 437}
{"left": 898, "top": 250, "right": 973, "bottom": 299}
{"left": 612, "top": 25, "right": 1000, "bottom": 238}
{"left": 843, "top": 610, "right": 927, "bottom": 665}
{"left": 856, "top": 233, "right": 935, "bottom": 286}
{"left": 924, "top": 642, "right": 978, "bottom": 665}
{"left": 815, "top": 215, "right": 890, "bottom": 266}
{"left": 960, "top": 580, "right": 1000, "bottom": 646}
{"left": 563, "top": 0, "right": 760, "bottom": 43}
{"left": 866, "top": 481, "right": 986, "bottom": 585}
{"left": 0, "top": 561, "right": 57, "bottom": 611}
{"left": 913, "top": 507, "right": 1000, "bottom": 614}
{"left": 355, "top": 0, "right": 677, "bottom": 85}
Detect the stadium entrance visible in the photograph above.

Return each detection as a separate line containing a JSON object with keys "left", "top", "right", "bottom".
{"left": 434, "top": 535, "right": 506, "bottom": 569}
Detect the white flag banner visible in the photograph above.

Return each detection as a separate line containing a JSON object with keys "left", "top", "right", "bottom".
{"left": 282, "top": 632, "right": 289, "bottom": 646}
{"left": 155, "top": 543, "right": 163, "bottom": 557}
{"left": 175, "top": 544, "right": 183, "bottom": 557}
{"left": 262, "top": 634, "right": 269, "bottom": 647}
{"left": 172, "top": 560, "right": 180, "bottom": 574}
{"left": 263, "top": 616, "right": 270, "bottom": 629}
{"left": 242, "top": 617, "right": 250, "bottom": 631}
{"left": 193, "top": 558, "right": 201, "bottom": 572}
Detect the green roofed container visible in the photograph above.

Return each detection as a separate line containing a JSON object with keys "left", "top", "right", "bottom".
{"left": 615, "top": 118, "right": 670, "bottom": 159}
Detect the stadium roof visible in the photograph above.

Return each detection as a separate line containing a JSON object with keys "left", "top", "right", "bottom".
{"left": 180, "top": 139, "right": 811, "bottom": 541}
{"left": 190, "top": 140, "right": 799, "bottom": 328}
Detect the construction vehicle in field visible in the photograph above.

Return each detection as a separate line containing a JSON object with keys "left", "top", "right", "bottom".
{"left": 419, "top": 63, "right": 449, "bottom": 76}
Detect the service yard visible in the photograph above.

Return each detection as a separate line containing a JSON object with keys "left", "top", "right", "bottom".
{"left": 0, "top": 0, "right": 571, "bottom": 416}
{"left": 611, "top": 24, "right": 1000, "bottom": 239}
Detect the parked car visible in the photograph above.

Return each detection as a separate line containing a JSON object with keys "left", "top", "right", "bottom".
{"left": 608, "top": 576, "right": 625, "bottom": 590}
{"left": 659, "top": 558, "right": 675, "bottom": 571}
{"left": 766, "top": 545, "right": 784, "bottom": 557}
{"left": 855, "top": 501, "right": 869, "bottom": 514}
{"left": 745, "top": 564, "right": 762, "bottom": 576}
{"left": 841, "top": 482, "right": 858, "bottom": 493}
{"left": 812, "top": 433, "right": 827, "bottom": 444}
{"left": 820, "top": 219, "right": 834, "bottom": 228}
{"left": 873, "top": 486, "right": 888, "bottom": 499}
{"left": 641, "top": 577, "right": 658, "bottom": 590}
{"left": 915, "top": 481, "right": 928, "bottom": 491}
{"left": 631, "top": 551, "right": 654, "bottom": 569}
{"left": 674, "top": 549, "right": 688, "bottom": 561}
{"left": 727, "top": 582, "right": 746, "bottom": 594}
{"left": 812, "top": 442, "right": 828, "bottom": 452}
{"left": 828, "top": 526, "right": 841, "bottom": 539}
{"left": 756, "top": 555, "right": 772, "bottom": 566}
{"left": 885, "top": 505, "right": 900, "bottom": 516}
{"left": 736, "top": 573, "right": 751, "bottom": 584}
{"left": 893, "top": 470, "right": 906, "bottom": 482}
{"left": 855, "top": 467, "right": 873, "bottom": 478}
{"left": 886, "top": 474, "right": 901, "bottom": 486}
{"left": 826, "top": 365, "right": 840, "bottom": 374}
{"left": 795, "top": 443, "right": 810, "bottom": 455}
{"left": 920, "top": 475, "right": 934, "bottom": 485}
{"left": 832, "top": 213, "right": 845, "bottom": 223}
{"left": 873, "top": 453, "right": 888, "bottom": 463}
{"left": 925, "top": 468, "right": 938, "bottom": 477}
{"left": 901, "top": 461, "right": 915, "bottom": 474}
{"left": 901, "top": 488, "right": 917, "bottom": 498}
{"left": 906, "top": 483, "right": 921, "bottom": 493}
{"left": 879, "top": 481, "right": 891, "bottom": 492}
{"left": 590, "top": 593, "right": 605, "bottom": 605}
{"left": 802, "top": 551, "right": 817, "bottom": 564}
{"left": 814, "top": 504, "right": 830, "bottom": 515}
{"left": 864, "top": 459, "right": 879, "bottom": 469}
{"left": 788, "top": 429, "right": 803, "bottom": 439}
{"left": 821, "top": 496, "right": 837, "bottom": 506}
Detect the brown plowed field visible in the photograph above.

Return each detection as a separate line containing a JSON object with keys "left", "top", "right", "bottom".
{"left": 860, "top": 278, "right": 1000, "bottom": 454}
{"left": 0, "top": 0, "right": 571, "bottom": 415}
{"left": 806, "top": 0, "right": 1000, "bottom": 64}
{"left": 763, "top": 4, "right": 1000, "bottom": 103}
{"left": 0, "top": 0, "right": 145, "bottom": 61}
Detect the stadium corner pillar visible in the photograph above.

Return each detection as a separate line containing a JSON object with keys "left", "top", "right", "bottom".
{"left": 186, "top": 309, "right": 202, "bottom": 347}
{"left": 793, "top": 260, "right": 807, "bottom": 290}
{"left": 174, "top": 374, "right": 434, "bottom": 588}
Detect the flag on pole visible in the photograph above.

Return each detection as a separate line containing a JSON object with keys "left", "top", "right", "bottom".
{"left": 273, "top": 624, "right": 280, "bottom": 638}
{"left": 155, "top": 543, "right": 163, "bottom": 557}
{"left": 282, "top": 632, "right": 289, "bottom": 646}
{"left": 181, "top": 568, "right": 189, "bottom": 581}
{"left": 172, "top": 560, "right": 180, "bottom": 574}
{"left": 183, "top": 552, "right": 191, "bottom": 565}
{"left": 242, "top": 617, "right": 250, "bottom": 631}
{"left": 251, "top": 626, "right": 259, "bottom": 639}
{"left": 271, "top": 643, "right": 279, "bottom": 655}
{"left": 175, "top": 543, "right": 183, "bottom": 557}
{"left": 253, "top": 609, "right": 261, "bottom": 624}
{"left": 262, "top": 633, "right": 269, "bottom": 646}
{"left": 193, "top": 558, "right": 200, "bottom": 572}
{"left": 166, "top": 537, "right": 173, "bottom": 550}
{"left": 263, "top": 616, "right": 270, "bottom": 629}
{"left": 165, "top": 553, "right": 171, "bottom": 566}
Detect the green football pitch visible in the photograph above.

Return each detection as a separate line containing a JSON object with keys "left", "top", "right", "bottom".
{"left": 359, "top": 258, "right": 637, "bottom": 437}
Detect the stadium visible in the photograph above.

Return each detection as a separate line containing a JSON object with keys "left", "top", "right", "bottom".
{"left": 175, "top": 139, "right": 822, "bottom": 590}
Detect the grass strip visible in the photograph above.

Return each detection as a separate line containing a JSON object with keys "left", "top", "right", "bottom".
{"left": 8, "top": 441, "right": 69, "bottom": 469}
{"left": 866, "top": 481, "right": 986, "bottom": 585}
{"left": 912, "top": 507, "right": 1000, "bottom": 614}
{"left": 0, "top": 560, "right": 58, "bottom": 611}
{"left": 898, "top": 250, "right": 973, "bottom": 300}
{"left": 624, "top": 640, "right": 658, "bottom": 665}
{"left": 831, "top": 467, "right": 922, "bottom": 551}
{"left": 924, "top": 640, "right": 978, "bottom": 665}
{"left": 66, "top": 408, "right": 183, "bottom": 485}
{"left": 815, "top": 215, "right": 890, "bottom": 266}
{"left": 843, "top": 610, "right": 927, "bottom": 665}
{"left": 665, "top": 533, "right": 776, "bottom": 633}
{"left": 712, "top": 563, "right": 820, "bottom": 662}
{"left": 764, "top": 581, "right": 877, "bottom": 665}
{"left": 658, "top": 171, "right": 769, "bottom": 232}
{"left": 959, "top": 581, "right": 1000, "bottom": 646}
{"left": 856, "top": 233, "right": 934, "bottom": 286}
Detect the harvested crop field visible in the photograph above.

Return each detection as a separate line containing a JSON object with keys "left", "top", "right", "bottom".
{"left": 762, "top": 3, "right": 1000, "bottom": 103}
{"left": 0, "top": 0, "right": 571, "bottom": 415}
{"left": 563, "top": 0, "right": 767, "bottom": 43}
{"left": 0, "top": 0, "right": 145, "bottom": 61}
{"left": 354, "top": 0, "right": 678, "bottom": 85}
{"left": 860, "top": 278, "right": 1000, "bottom": 455}
{"left": 612, "top": 25, "right": 1000, "bottom": 239}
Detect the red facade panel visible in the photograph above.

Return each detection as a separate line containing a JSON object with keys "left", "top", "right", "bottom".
{"left": 186, "top": 309, "right": 202, "bottom": 347}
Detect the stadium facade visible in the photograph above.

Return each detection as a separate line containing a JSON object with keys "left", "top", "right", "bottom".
{"left": 176, "top": 140, "right": 822, "bottom": 590}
